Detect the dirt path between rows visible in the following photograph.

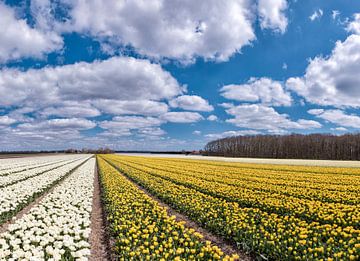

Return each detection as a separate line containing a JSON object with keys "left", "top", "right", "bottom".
{"left": 109, "top": 162, "right": 253, "bottom": 261}
{"left": 89, "top": 162, "right": 113, "bottom": 261}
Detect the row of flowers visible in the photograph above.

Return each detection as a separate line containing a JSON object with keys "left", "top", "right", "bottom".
{"left": 0, "top": 155, "right": 91, "bottom": 224}
{"left": 97, "top": 156, "right": 240, "bottom": 260}
{"left": 119, "top": 156, "right": 359, "bottom": 204}
{"left": 114, "top": 157, "right": 359, "bottom": 227}
{"left": 0, "top": 155, "right": 86, "bottom": 176}
{"left": 0, "top": 158, "right": 95, "bottom": 260}
{"left": 0, "top": 157, "right": 85, "bottom": 188}
{"left": 102, "top": 155, "right": 360, "bottom": 261}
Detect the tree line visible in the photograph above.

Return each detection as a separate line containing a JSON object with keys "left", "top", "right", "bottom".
{"left": 203, "top": 133, "right": 360, "bottom": 160}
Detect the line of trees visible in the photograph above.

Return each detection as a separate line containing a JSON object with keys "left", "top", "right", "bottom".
{"left": 203, "top": 133, "right": 360, "bottom": 160}
{"left": 65, "top": 147, "right": 114, "bottom": 154}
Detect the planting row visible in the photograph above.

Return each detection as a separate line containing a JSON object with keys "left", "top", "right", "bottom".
{"left": 102, "top": 155, "right": 360, "bottom": 260}
{"left": 97, "top": 156, "right": 240, "bottom": 260}
{"left": 0, "top": 155, "right": 87, "bottom": 176}
{"left": 0, "top": 155, "right": 91, "bottom": 224}
{"left": 0, "top": 158, "right": 95, "bottom": 260}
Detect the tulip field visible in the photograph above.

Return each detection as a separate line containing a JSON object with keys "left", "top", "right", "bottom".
{"left": 99, "top": 154, "right": 360, "bottom": 261}
{"left": 0, "top": 154, "right": 359, "bottom": 260}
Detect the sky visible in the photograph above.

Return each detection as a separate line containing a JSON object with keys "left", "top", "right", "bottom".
{"left": 0, "top": 0, "right": 360, "bottom": 151}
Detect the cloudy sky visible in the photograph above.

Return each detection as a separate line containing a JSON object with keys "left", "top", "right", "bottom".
{"left": 0, "top": 0, "right": 360, "bottom": 151}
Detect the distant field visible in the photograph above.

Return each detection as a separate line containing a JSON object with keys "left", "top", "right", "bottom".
{"left": 118, "top": 153, "right": 360, "bottom": 168}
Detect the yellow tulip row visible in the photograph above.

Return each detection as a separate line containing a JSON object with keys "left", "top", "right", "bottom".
{"left": 97, "top": 156, "right": 239, "bottom": 260}
{"left": 101, "top": 155, "right": 360, "bottom": 260}
{"left": 120, "top": 156, "right": 360, "bottom": 191}
{"left": 117, "top": 157, "right": 360, "bottom": 207}
{"left": 108, "top": 156, "right": 360, "bottom": 227}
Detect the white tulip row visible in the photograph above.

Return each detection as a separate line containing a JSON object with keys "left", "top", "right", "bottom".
{"left": 0, "top": 156, "right": 91, "bottom": 223}
{"left": 0, "top": 157, "right": 83, "bottom": 187}
{"left": 0, "top": 158, "right": 96, "bottom": 260}
{"left": 0, "top": 155, "right": 88, "bottom": 176}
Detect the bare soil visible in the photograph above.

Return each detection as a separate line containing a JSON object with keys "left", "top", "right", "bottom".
{"left": 89, "top": 162, "right": 114, "bottom": 261}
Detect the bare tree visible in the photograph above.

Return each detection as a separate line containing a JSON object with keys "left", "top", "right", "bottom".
{"left": 203, "top": 133, "right": 360, "bottom": 160}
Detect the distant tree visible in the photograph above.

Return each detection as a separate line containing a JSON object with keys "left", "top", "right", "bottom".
{"left": 203, "top": 133, "right": 360, "bottom": 160}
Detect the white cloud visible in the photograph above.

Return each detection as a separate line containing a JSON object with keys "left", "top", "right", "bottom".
{"left": 0, "top": 115, "right": 17, "bottom": 125}
{"left": 18, "top": 118, "right": 96, "bottom": 130}
{"left": 40, "top": 102, "right": 101, "bottom": 118}
{"left": 308, "top": 109, "right": 360, "bottom": 128}
{"left": 332, "top": 10, "right": 340, "bottom": 20}
{"left": 46, "top": 0, "right": 256, "bottom": 63}
{"left": 309, "top": 9, "right": 323, "bottom": 21}
{"left": 257, "top": 0, "right": 288, "bottom": 33}
{"left": 286, "top": 34, "right": 360, "bottom": 108}
{"left": 93, "top": 99, "right": 168, "bottom": 116}
{"left": 207, "top": 115, "right": 218, "bottom": 121}
{"left": 205, "top": 129, "right": 260, "bottom": 140}
{"left": 160, "top": 112, "right": 203, "bottom": 123}
{"left": 0, "top": 56, "right": 183, "bottom": 108}
{"left": 220, "top": 77, "right": 292, "bottom": 106}
{"left": 138, "top": 127, "right": 166, "bottom": 137}
{"left": 331, "top": 127, "right": 347, "bottom": 132}
{"left": 193, "top": 130, "right": 201, "bottom": 135}
{"left": 226, "top": 104, "right": 321, "bottom": 131}
{"left": 100, "top": 116, "right": 162, "bottom": 130}
{"left": 347, "top": 13, "right": 360, "bottom": 34}
{"left": 169, "top": 95, "right": 213, "bottom": 112}
{"left": 0, "top": 2, "right": 62, "bottom": 63}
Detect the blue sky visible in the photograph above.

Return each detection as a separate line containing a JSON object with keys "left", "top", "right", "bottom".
{"left": 0, "top": 0, "right": 360, "bottom": 151}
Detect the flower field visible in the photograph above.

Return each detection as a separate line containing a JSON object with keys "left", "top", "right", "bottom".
{"left": 1, "top": 153, "right": 359, "bottom": 260}
{"left": 100, "top": 154, "right": 360, "bottom": 260}
{"left": 0, "top": 158, "right": 95, "bottom": 260}
{"left": 97, "top": 157, "right": 239, "bottom": 260}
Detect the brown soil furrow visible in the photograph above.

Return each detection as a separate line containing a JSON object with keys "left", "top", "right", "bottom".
{"left": 89, "top": 161, "right": 114, "bottom": 261}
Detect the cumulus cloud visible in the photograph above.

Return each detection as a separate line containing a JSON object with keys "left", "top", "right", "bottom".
{"left": 309, "top": 109, "right": 360, "bottom": 128}
{"left": 347, "top": 13, "right": 360, "bottom": 34}
{"left": 331, "top": 127, "right": 347, "bottom": 132}
{"left": 332, "top": 10, "right": 340, "bottom": 20}
{"left": 93, "top": 100, "right": 169, "bottom": 116}
{"left": 0, "top": 2, "right": 62, "bottom": 63}
{"left": 257, "top": 0, "right": 288, "bottom": 33}
{"left": 193, "top": 130, "right": 202, "bottom": 135}
{"left": 0, "top": 115, "right": 17, "bottom": 126}
{"left": 286, "top": 34, "right": 360, "bottom": 108}
{"left": 220, "top": 77, "right": 292, "bottom": 106}
{"left": 17, "top": 118, "right": 96, "bottom": 131}
{"left": 205, "top": 129, "right": 260, "bottom": 140}
{"left": 160, "top": 112, "right": 203, "bottom": 123}
{"left": 40, "top": 102, "right": 101, "bottom": 118}
{"left": 207, "top": 115, "right": 218, "bottom": 121}
{"left": 169, "top": 95, "right": 213, "bottom": 112}
{"left": 100, "top": 116, "right": 162, "bottom": 131}
{"left": 225, "top": 104, "right": 321, "bottom": 131}
{"left": 309, "top": 9, "right": 323, "bottom": 21}
{"left": 0, "top": 56, "right": 183, "bottom": 107}
{"left": 41, "top": 0, "right": 255, "bottom": 63}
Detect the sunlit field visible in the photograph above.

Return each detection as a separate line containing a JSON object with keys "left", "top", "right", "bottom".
{"left": 100, "top": 154, "right": 360, "bottom": 260}
{"left": 1, "top": 154, "right": 359, "bottom": 260}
